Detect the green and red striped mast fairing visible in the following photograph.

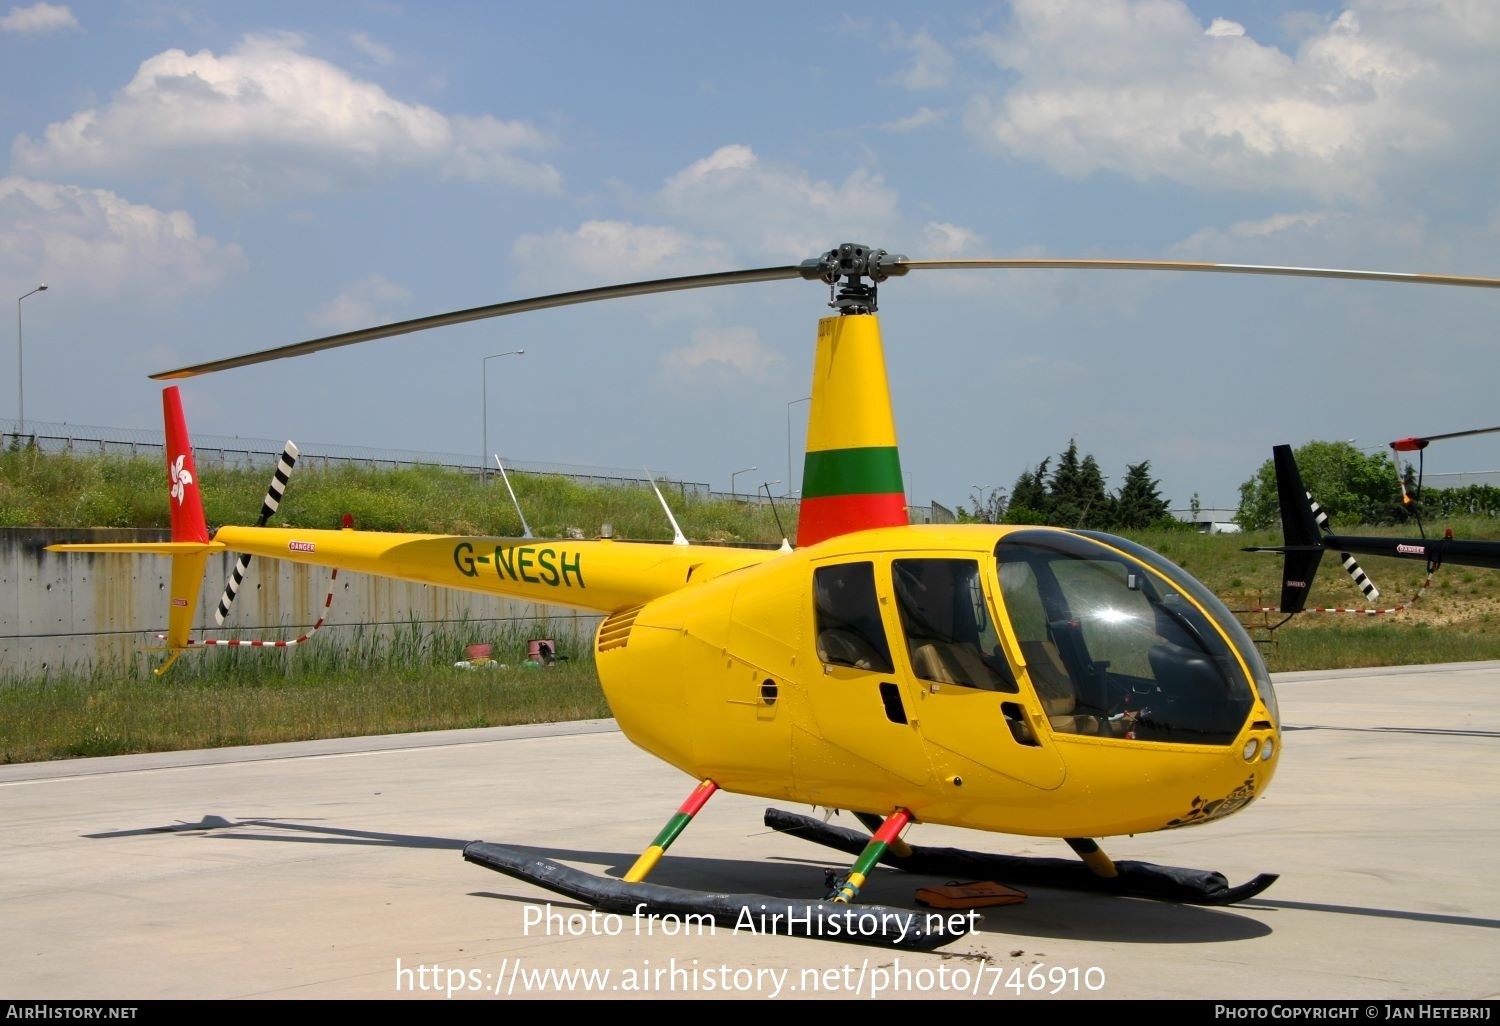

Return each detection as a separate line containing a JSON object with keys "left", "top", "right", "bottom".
{"left": 793, "top": 243, "right": 912, "bottom": 548}
{"left": 795, "top": 311, "right": 909, "bottom": 547}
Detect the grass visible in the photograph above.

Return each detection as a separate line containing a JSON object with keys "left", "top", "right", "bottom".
{"left": 0, "top": 663, "right": 609, "bottom": 763}
{"left": 5, "top": 449, "right": 1500, "bottom": 764}
{"left": 0, "top": 619, "right": 611, "bottom": 764}
{"left": 1, "top": 445, "right": 791, "bottom": 542}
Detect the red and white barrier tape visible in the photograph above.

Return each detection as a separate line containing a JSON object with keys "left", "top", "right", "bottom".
{"left": 1247, "top": 569, "right": 1434, "bottom": 616}
{"left": 159, "top": 569, "right": 339, "bottom": 647}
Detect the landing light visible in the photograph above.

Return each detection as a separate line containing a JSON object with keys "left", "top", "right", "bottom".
{"left": 1242, "top": 739, "right": 1260, "bottom": 762}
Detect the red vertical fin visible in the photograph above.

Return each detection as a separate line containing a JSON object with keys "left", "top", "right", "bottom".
{"left": 162, "top": 385, "right": 209, "bottom": 544}
{"left": 158, "top": 386, "right": 211, "bottom": 672}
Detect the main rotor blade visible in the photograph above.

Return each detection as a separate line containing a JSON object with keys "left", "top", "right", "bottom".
{"left": 898, "top": 258, "right": 1500, "bottom": 290}
{"left": 153, "top": 251, "right": 1500, "bottom": 381}
{"left": 152, "top": 264, "right": 806, "bottom": 380}
{"left": 1391, "top": 424, "right": 1500, "bottom": 452}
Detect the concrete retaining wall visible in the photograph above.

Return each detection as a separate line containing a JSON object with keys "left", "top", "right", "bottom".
{"left": 1, "top": 528, "right": 601, "bottom": 679}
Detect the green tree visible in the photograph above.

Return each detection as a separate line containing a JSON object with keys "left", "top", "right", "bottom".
{"left": 1077, "top": 452, "right": 1114, "bottom": 528}
{"left": 1113, "top": 460, "right": 1173, "bottom": 529}
{"left": 1238, "top": 440, "right": 1398, "bottom": 530}
{"left": 1003, "top": 458, "right": 1051, "bottom": 524}
{"left": 958, "top": 484, "right": 1007, "bottom": 524}
{"left": 1045, "top": 441, "right": 1084, "bottom": 526}
{"left": 1421, "top": 483, "right": 1500, "bottom": 519}
{"left": 1046, "top": 440, "right": 1111, "bottom": 527}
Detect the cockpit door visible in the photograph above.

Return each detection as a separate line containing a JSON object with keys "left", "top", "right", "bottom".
{"left": 799, "top": 560, "right": 932, "bottom": 793}
{"left": 888, "top": 556, "right": 1067, "bottom": 791}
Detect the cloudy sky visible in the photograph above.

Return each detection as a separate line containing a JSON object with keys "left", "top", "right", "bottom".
{"left": 4, "top": 0, "right": 1499, "bottom": 515}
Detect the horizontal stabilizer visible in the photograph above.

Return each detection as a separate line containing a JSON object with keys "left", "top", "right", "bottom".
{"left": 46, "top": 541, "right": 225, "bottom": 555}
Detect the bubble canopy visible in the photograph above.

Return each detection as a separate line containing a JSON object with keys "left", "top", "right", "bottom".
{"left": 996, "top": 529, "right": 1275, "bottom": 745}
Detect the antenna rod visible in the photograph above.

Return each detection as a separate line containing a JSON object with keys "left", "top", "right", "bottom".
{"left": 495, "top": 456, "right": 533, "bottom": 539}
{"left": 763, "top": 482, "right": 789, "bottom": 546}
{"left": 644, "top": 467, "right": 689, "bottom": 545}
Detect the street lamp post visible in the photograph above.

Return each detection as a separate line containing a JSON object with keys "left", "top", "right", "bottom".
{"left": 17, "top": 284, "right": 47, "bottom": 437}
{"left": 786, "top": 395, "right": 811, "bottom": 497}
{"left": 731, "top": 465, "right": 757, "bottom": 501}
{"left": 481, "top": 349, "right": 524, "bottom": 481}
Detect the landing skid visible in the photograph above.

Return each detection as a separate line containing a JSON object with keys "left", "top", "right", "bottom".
{"left": 462, "top": 841, "right": 966, "bottom": 951}
{"left": 765, "top": 809, "right": 1279, "bottom": 906}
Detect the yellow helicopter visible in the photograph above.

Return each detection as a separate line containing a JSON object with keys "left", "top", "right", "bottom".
{"left": 45, "top": 243, "right": 1500, "bottom": 951}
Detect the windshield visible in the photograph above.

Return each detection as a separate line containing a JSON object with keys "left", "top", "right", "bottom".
{"left": 997, "top": 530, "right": 1268, "bottom": 745}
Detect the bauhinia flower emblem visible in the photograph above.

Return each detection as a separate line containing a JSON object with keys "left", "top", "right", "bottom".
{"left": 169, "top": 454, "right": 194, "bottom": 505}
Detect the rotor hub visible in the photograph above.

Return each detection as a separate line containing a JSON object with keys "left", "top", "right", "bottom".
{"left": 798, "top": 242, "right": 909, "bottom": 314}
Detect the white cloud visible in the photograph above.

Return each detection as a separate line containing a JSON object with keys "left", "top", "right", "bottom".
{"left": 444, "top": 114, "right": 564, "bottom": 191}
{"left": 886, "top": 27, "right": 956, "bottom": 90}
{"left": 655, "top": 144, "right": 902, "bottom": 257}
{"left": 1175, "top": 210, "right": 1340, "bottom": 250}
{"left": 1166, "top": 206, "right": 1449, "bottom": 272}
{"left": 920, "top": 221, "right": 985, "bottom": 257}
{"left": 963, "top": 0, "right": 1494, "bottom": 203}
{"left": 350, "top": 31, "right": 393, "bottom": 65}
{"left": 507, "top": 147, "right": 995, "bottom": 319}
{"left": 310, "top": 275, "right": 412, "bottom": 332}
{"left": 880, "top": 106, "right": 948, "bottom": 133}
{"left": 0, "top": 2, "right": 76, "bottom": 33}
{"left": 0, "top": 176, "right": 243, "bottom": 301}
{"left": 509, "top": 220, "right": 731, "bottom": 292}
{"left": 509, "top": 141, "right": 908, "bottom": 292}
{"left": 657, "top": 325, "right": 785, "bottom": 385}
{"left": 10, "top": 33, "right": 561, "bottom": 203}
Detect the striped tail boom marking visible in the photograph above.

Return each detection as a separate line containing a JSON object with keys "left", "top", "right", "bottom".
{"left": 795, "top": 314, "right": 908, "bottom": 548}
{"left": 215, "top": 441, "right": 299, "bottom": 625}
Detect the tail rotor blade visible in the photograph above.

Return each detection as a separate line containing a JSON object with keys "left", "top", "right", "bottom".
{"left": 215, "top": 442, "right": 299, "bottom": 625}
{"left": 1338, "top": 551, "right": 1380, "bottom": 602}
{"left": 215, "top": 555, "right": 251, "bottom": 626}
{"left": 1307, "top": 491, "right": 1381, "bottom": 602}
{"left": 257, "top": 441, "right": 299, "bottom": 523}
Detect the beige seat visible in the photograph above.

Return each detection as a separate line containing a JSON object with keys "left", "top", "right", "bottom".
{"left": 1018, "top": 639, "right": 1105, "bottom": 736}
{"left": 911, "top": 640, "right": 1012, "bottom": 691}
{"left": 911, "top": 642, "right": 955, "bottom": 683}
{"left": 818, "top": 628, "right": 881, "bottom": 669}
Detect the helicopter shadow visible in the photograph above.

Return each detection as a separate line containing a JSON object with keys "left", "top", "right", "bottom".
{"left": 82, "top": 813, "right": 469, "bottom": 850}
{"left": 462, "top": 840, "right": 1279, "bottom": 946}
{"left": 84, "top": 812, "right": 1275, "bottom": 944}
